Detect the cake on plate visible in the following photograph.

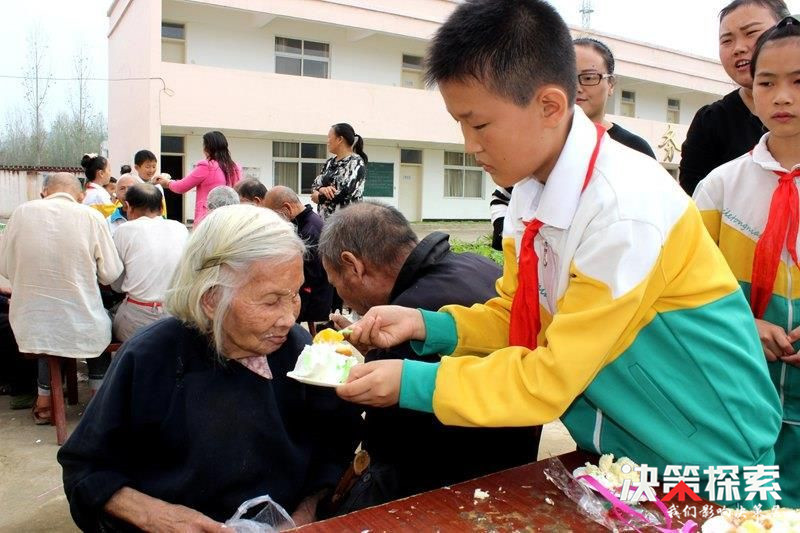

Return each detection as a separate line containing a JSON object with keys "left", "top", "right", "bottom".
{"left": 288, "top": 328, "right": 360, "bottom": 386}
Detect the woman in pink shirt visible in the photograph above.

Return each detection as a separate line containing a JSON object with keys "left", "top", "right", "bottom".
{"left": 156, "top": 131, "right": 241, "bottom": 225}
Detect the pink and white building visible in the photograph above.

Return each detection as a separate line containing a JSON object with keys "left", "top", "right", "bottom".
{"left": 107, "top": 0, "right": 735, "bottom": 223}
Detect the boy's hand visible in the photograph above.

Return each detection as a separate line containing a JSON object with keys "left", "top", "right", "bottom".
{"left": 348, "top": 306, "right": 426, "bottom": 349}
{"left": 781, "top": 326, "right": 800, "bottom": 367}
{"left": 755, "top": 318, "right": 794, "bottom": 361}
{"left": 337, "top": 360, "right": 403, "bottom": 407}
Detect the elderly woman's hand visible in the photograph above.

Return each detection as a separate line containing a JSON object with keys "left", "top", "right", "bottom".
{"left": 105, "top": 487, "right": 226, "bottom": 533}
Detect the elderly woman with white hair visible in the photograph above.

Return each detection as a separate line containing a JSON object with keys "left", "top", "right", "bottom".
{"left": 57, "top": 205, "right": 361, "bottom": 532}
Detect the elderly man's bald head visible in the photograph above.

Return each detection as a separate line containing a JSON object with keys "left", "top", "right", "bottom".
{"left": 264, "top": 185, "right": 302, "bottom": 211}
{"left": 43, "top": 172, "right": 83, "bottom": 200}
{"left": 116, "top": 173, "right": 139, "bottom": 203}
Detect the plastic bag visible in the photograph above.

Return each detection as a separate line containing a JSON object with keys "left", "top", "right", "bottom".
{"left": 224, "top": 495, "right": 296, "bottom": 533}
{"left": 541, "top": 457, "right": 696, "bottom": 532}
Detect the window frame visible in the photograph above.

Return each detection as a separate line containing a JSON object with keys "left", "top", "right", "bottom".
{"left": 666, "top": 98, "right": 681, "bottom": 123}
{"left": 443, "top": 150, "right": 485, "bottom": 199}
{"left": 400, "top": 149, "right": 423, "bottom": 165}
{"left": 272, "top": 140, "right": 328, "bottom": 194}
{"left": 274, "top": 36, "right": 331, "bottom": 79}
{"left": 620, "top": 90, "right": 636, "bottom": 118}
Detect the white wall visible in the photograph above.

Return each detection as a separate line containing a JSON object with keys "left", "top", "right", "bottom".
{"left": 164, "top": 1, "right": 428, "bottom": 89}
{"left": 608, "top": 79, "right": 720, "bottom": 125}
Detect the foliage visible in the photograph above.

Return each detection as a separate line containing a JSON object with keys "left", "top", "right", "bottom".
{"left": 450, "top": 235, "right": 504, "bottom": 265}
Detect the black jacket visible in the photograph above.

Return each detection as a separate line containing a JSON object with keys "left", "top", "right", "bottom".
{"left": 58, "top": 318, "right": 361, "bottom": 531}
{"left": 679, "top": 89, "right": 764, "bottom": 196}
{"left": 364, "top": 232, "right": 541, "bottom": 499}
{"left": 293, "top": 205, "right": 334, "bottom": 322}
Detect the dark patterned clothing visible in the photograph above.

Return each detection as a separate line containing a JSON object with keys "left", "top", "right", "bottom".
{"left": 312, "top": 154, "right": 366, "bottom": 220}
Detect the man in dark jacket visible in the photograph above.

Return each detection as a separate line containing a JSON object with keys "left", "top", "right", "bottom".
{"left": 264, "top": 186, "right": 334, "bottom": 324}
{"left": 318, "top": 201, "right": 541, "bottom": 513}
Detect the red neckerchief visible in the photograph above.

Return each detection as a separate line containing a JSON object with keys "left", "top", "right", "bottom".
{"left": 509, "top": 123, "right": 606, "bottom": 349}
{"left": 750, "top": 167, "right": 800, "bottom": 318}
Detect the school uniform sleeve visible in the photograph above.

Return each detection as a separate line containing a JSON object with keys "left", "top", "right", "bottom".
{"left": 400, "top": 218, "right": 665, "bottom": 427}
{"left": 168, "top": 160, "right": 211, "bottom": 194}
{"left": 91, "top": 210, "right": 124, "bottom": 286}
{"left": 692, "top": 171, "right": 724, "bottom": 244}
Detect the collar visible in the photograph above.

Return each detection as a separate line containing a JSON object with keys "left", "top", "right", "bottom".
{"left": 751, "top": 133, "right": 800, "bottom": 173}
{"left": 45, "top": 192, "right": 78, "bottom": 203}
{"left": 292, "top": 204, "right": 314, "bottom": 227}
{"left": 109, "top": 206, "right": 127, "bottom": 222}
{"left": 390, "top": 232, "right": 450, "bottom": 302}
{"left": 86, "top": 182, "right": 102, "bottom": 190}
{"left": 524, "top": 107, "right": 601, "bottom": 229}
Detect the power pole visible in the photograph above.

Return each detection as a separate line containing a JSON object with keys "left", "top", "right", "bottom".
{"left": 580, "top": 0, "right": 593, "bottom": 29}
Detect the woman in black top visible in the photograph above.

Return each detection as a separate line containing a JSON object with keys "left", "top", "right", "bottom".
{"left": 311, "top": 123, "right": 368, "bottom": 220}
{"left": 679, "top": 0, "right": 788, "bottom": 195}
{"left": 490, "top": 37, "right": 655, "bottom": 250}
{"left": 58, "top": 205, "right": 360, "bottom": 532}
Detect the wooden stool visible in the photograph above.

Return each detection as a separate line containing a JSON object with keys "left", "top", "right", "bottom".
{"left": 29, "top": 341, "right": 124, "bottom": 445}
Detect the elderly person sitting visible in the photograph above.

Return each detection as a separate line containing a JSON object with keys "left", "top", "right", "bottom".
{"left": 206, "top": 185, "right": 240, "bottom": 212}
{"left": 234, "top": 178, "right": 268, "bottom": 206}
{"left": 58, "top": 205, "right": 361, "bottom": 531}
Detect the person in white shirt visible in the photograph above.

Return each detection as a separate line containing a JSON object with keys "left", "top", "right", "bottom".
{"left": 112, "top": 183, "right": 189, "bottom": 341}
{"left": 0, "top": 173, "right": 123, "bottom": 424}
{"left": 106, "top": 174, "right": 138, "bottom": 235}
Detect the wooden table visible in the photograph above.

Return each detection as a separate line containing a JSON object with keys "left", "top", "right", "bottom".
{"left": 296, "top": 451, "right": 709, "bottom": 532}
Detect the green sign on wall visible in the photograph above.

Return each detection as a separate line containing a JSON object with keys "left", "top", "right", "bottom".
{"left": 364, "top": 162, "right": 394, "bottom": 197}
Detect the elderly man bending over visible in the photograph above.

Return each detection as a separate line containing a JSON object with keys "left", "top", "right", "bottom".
{"left": 264, "top": 186, "right": 333, "bottom": 325}
{"left": 0, "top": 173, "right": 123, "bottom": 423}
{"left": 112, "top": 183, "right": 189, "bottom": 341}
{"left": 318, "top": 201, "right": 541, "bottom": 512}
{"left": 58, "top": 205, "right": 361, "bottom": 531}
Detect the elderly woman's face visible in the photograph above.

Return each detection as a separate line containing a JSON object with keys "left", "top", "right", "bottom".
{"left": 220, "top": 256, "right": 303, "bottom": 359}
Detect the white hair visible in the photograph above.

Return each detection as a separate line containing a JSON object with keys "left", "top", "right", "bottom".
{"left": 165, "top": 204, "right": 305, "bottom": 356}
{"left": 207, "top": 185, "right": 240, "bottom": 211}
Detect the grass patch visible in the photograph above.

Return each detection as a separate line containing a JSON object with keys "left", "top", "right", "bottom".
{"left": 450, "top": 235, "right": 504, "bottom": 265}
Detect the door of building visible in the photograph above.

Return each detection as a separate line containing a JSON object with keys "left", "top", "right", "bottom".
{"left": 160, "top": 154, "right": 184, "bottom": 223}
{"left": 399, "top": 164, "right": 422, "bottom": 222}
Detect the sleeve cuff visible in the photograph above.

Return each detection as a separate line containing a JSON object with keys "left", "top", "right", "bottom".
{"left": 409, "top": 309, "right": 457, "bottom": 356}
{"left": 398, "top": 359, "right": 438, "bottom": 413}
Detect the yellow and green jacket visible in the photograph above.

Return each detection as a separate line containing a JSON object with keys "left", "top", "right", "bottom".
{"left": 694, "top": 133, "right": 800, "bottom": 425}
{"left": 400, "top": 110, "right": 780, "bottom": 486}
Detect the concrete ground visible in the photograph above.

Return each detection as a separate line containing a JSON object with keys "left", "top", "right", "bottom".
{"left": 0, "top": 221, "right": 576, "bottom": 532}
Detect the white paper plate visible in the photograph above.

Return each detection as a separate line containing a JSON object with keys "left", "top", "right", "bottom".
{"left": 286, "top": 371, "right": 344, "bottom": 388}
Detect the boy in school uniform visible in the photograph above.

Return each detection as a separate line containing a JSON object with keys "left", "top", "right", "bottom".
{"left": 694, "top": 17, "right": 800, "bottom": 506}
{"left": 337, "top": 0, "right": 781, "bottom": 505}
{"left": 133, "top": 150, "right": 168, "bottom": 217}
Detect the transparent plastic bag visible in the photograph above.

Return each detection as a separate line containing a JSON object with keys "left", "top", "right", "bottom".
{"left": 541, "top": 457, "right": 696, "bottom": 532}
{"left": 224, "top": 495, "right": 296, "bottom": 533}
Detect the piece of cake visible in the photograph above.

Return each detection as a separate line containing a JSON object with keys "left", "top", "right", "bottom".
{"left": 290, "top": 329, "right": 358, "bottom": 384}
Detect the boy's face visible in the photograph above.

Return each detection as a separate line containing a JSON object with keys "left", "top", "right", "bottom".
{"left": 136, "top": 160, "right": 157, "bottom": 181}
{"left": 753, "top": 39, "right": 800, "bottom": 139}
{"left": 439, "top": 78, "right": 568, "bottom": 187}
{"left": 719, "top": 5, "right": 779, "bottom": 89}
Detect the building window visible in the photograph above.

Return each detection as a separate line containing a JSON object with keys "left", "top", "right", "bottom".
{"left": 161, "top": 22, "right": 185, "bottom": 63}
{"left": 161, "top": 136, "right": 184, "bottom": 154}
{"left": 401, "top": 54, "right": 424, "bottom": 89}
{"left": 400, "top": 149, "right": 423, "bottom": 165}
{"left": 275, "top": 37, "right": 329, "bottom": 79}
{"left": 667, "top": 98, "right": 680, "bottom": 123}
{"left": 273, "top": 141, "right": 327, "bottom": 194}
{"left": 444, "top": 151, "right": 483, "bottom": 198}
{"left": 620, "top": 90, "right": 636, "bottom": 118}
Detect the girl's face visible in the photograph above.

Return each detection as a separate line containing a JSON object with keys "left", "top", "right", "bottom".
{"left": 719, "top": 4, "right": 778, "bottom": 89}
{"left": 575, "top": 45, "right": 613, "bottom": 122}
{"left": 753, "top": 38, "right": 800, "bottom": 139}
{"left": 97, "top": 162, "right": 111, "bottom": 186}
{"left": 104, "top": 182, "right": 117, "bottom": 200}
